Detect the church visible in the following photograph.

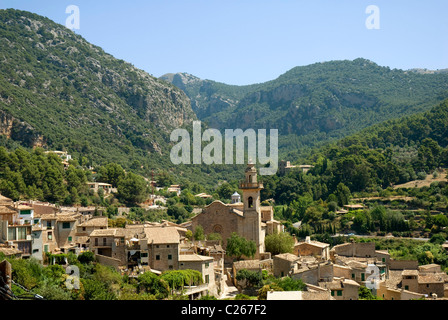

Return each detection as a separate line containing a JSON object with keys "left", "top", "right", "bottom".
{"left": 190, "top": 162, "right": 283, "bottom": 259}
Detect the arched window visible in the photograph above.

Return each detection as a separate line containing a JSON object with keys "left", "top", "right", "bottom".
{"left": 248, "top": 196, "right": 253, "bottom": 208}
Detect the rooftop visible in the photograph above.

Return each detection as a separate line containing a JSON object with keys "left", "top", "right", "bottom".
{"left": 78, "top": 216, "right": 108, "bottom": 227}
{"left": 143, "top": 226, "right": 180, "bottom": 244}
{"left": 179, "top": 254, "right": 214, "bottom": 262}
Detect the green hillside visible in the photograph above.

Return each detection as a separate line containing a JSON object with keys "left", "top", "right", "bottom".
{"left": 0, "top": 9, "right": 197, "bottom": 176}
{"left": 259, "top": 98, "right": 448, "bottom": 205}
{"left": 162, "top": 59, "right": 448, "bottom": 160}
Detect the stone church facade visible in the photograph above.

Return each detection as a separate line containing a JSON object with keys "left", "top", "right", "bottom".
{"left": 190, "top": 162, "right": 283, "bottom": 258}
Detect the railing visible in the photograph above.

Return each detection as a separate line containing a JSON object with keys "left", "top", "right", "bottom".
{"left": 239, "top": 182, "right": 263, "bottom": 189}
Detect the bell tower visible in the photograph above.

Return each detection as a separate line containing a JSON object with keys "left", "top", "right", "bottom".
{"left": 239, "top": 161, "right": 264, "bottom": 257}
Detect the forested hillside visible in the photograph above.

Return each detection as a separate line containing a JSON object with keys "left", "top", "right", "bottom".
{"left": 162, "top": 59, "right": 448, "bottom": 159}
{"left": 259, "top": 98, "right": 448, "bottom": 204}
{"left": 0, "top": 9, "right": 196, "bottom": 176}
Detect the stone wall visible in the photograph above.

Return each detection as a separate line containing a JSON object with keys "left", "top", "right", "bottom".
{"left": 389, "top": 260, "right": 419, "bottom": 270}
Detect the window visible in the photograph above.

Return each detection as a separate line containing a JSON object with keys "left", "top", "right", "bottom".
{"left": 20, "top": 210, "right": 31, "bottom": 215}
{"left": 168, "top": 254, "right": 172, "bottom": 260}
{"left": 156, "top": 255, "right": 160, "bottom": 260}
{"left": 167, "top": 245, "right": 170, "bottom": 248}
{"left": 352, "top": 273, "right": 355, "bottom": 279}
{"left": 47, "top": 221, "right": 52, "bottom": 229}
{"left": 82, "top": 227, "right": 86, "bottom": 231}
{"left": 48, "top": 232, "right": 53, "bottom": 240}
{"left": 95, "top": 238, "right": 98, "bottom": 246}
{"left": 205, "top": 262, "right": 209, "bottom": 268}
{"left": 68, "top": 236, "right": 72, "bottom": 242}
{"left": 44, "top": 245, "right": 49, "bottom": 253}
{"left": 8, "top": 228, "right": 16, "bottom": 240}
{"left": 103, "top": 238, "right": 107, "bottom": 246}
{"left": 361, "top": 273, "right": 365, "bottom": 281}
{"left": 205, "top": 275, "right": 209, "bottom": 283}
{"left": 337, "top": 290, "right": 343, "bottom": 296}
{"left": 382, "top": 258, "right": 386, "bottom": 262}
{"left": 62, "top": 222, "right": 71, "bottom": 229}
{"left": 248, "top": 197, "right": 253, "bottom": 208}
{"left": 331, "top": 290, "right": 335, "bottom": 296}
{"left": 141, "top": 252, "right": 148, "bottom": 258}
{"left": 405, "top": 285, "right": 409, "bottom": 290}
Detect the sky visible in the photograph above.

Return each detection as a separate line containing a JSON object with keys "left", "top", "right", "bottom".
{"left": 1, "top": 0, "right": 447, "bottom": 85}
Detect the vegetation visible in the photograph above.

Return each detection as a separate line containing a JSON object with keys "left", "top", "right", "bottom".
{"left": 0, "top": 251, "right": 204, "bottom": 300}
{"left": 163, "top": 60, "right": 448, "bottom": 162}
{"left": 225, "top": 232, "right": 257, "bottom": 260}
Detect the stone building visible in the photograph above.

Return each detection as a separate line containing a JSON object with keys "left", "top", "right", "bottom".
{"left": 294, "top": 236, "right": 330, "bottom": 260}
{"left": 190, "top": 162, "right": 282, "bottom": 259}
{"left": 318, "top": 277, "right": 360, "bottom": 300}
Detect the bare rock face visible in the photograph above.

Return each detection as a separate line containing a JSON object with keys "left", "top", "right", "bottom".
{"left": 0, "top": 110, "right": 45, "bottom": 147}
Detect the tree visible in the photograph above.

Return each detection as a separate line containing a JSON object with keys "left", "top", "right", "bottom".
{"left": 97, "top": 163, "right": 125, "bottom": 187}
{"left": 336, "top": 182, "right": 351, "bottom": 206}
{"left": 78, "top": 251, "right": 95, "bottom": 264}
{"left": 236, "top": 269, "right": 263, "bottom": 288}
{"left": 215, "top": 182, "right": 236, "bottom": 201}
{"left": 264, "top": 232, "right": 294, "bottom": 255}
{"left": 117, "top": 172, "right": 147, "bottom": 205}
{"left": 226, "top": 232, "right": 256, "bottom": 260}
{"left": 359, "top": 285, "right": 382, "bottom": 300}
{"left": 137, "top": 271, "right": 169, "bottom": 298}
{"left": 193, "top": 225, "right": 205, "bottom": 241}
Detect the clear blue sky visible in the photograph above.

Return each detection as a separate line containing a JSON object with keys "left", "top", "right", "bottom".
{"left": 1, "top": 0, "right": 447, "bottom": 85}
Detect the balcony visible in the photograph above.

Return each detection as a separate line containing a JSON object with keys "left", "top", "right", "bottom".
{"left": 239, "top": 182, "right": 263, "bottom": 189}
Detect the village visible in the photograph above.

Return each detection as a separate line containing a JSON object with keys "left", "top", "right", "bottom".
{"left": 1, "top": 161, "right": 448, "bottom": 301}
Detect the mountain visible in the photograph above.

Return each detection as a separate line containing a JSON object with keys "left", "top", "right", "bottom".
{"left": 258, "top": 97, "right": 448, "bottom": 207}
{"left": 0, "top": 9, "right": 196, "bottom": 176}
{"left": 161, "top": 59, "right": 448, "bottom": 159}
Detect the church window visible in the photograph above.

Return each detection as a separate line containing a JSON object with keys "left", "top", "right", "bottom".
{"left": 213, "top": 224, "right": 223, "bottom": 234}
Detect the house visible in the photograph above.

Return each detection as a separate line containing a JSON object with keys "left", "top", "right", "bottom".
{"left": 331, "top": 241, "right": 390, "bottom": 276}
{"left": 318, "top": 277, "right": 360, "bottom": 300}
{"left": 279, "top": 161, "right": 314, "bottom": 175}
{"left": 87, "top": 182, "right": 115, "bottom": 195}
{"left": 273, "top": 253, "right": 300, "bottom": 277}
{"left": 167, "top": 185, "right": 181, "bottom": 196}
{"left": 377, "top": 280, "right": 425, "bottom": 300}
{"left": 291, "top": 260, "right": 334, "bottom": 285}
{"left": 0, "top": 243, "right": 22, "bottom": 258}
{"left": 0, "top": 199, "right": 33, "bottom": 258}
{"left": 178, "top": 254, "right": 216, "bottom": 296}
{"left": 379, "top": 265, "right": 448, "bottom": 299}
{"left": 294, "top": 236, "right": 330, "bottom": 260}
{"left": 139, "top": 226, "right": 182, "bottom": 271}
{"left": 76, "top": 216, "right": 108, "bottom": 237}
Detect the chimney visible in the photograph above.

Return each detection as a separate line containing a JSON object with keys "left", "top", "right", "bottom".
{"left": 305, "top": 236, "right": 311, "bottom": 243}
